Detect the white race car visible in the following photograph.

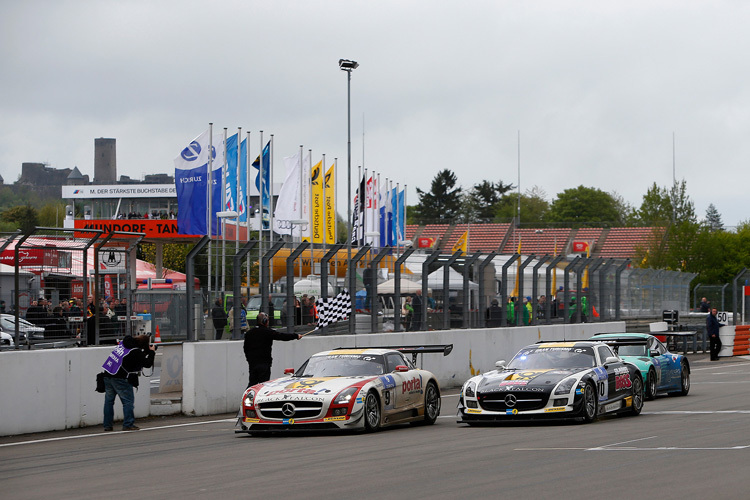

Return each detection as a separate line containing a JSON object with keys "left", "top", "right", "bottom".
{"left": 236, "top": 345, "right": 451, "bottom": 434}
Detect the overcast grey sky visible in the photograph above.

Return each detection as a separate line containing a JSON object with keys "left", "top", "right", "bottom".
{"left": 2, "top": 1, "right": 748, "bottom": 227}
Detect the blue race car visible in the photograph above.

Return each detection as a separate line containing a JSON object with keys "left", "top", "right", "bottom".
{"left": 591, "top": 332, "right": 690, "bottom": 400}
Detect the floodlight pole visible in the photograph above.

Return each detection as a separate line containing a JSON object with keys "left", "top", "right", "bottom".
{"left": 340, "top": 58, "right": 358, "bottom": 317}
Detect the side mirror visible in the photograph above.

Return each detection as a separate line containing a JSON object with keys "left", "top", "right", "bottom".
{"left": 649, "top": 349, "right": 660, "bottom": 357}
{"left": 495, "top": 360, "right": 507, "bottom": 369}
{"left": 284, "top": 368, "right": 295, "bottom": 375}
{"left": 604, "top": 356, "right": 620, "bottom": 365}
{"left": 395, "top": 365, "right": 409, "bottom": 373}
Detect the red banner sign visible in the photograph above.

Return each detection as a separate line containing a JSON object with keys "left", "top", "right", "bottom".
{"left": 572, "top": 241, "right": 589, "bottom": 252}
{"left": 418, "top": 237, "right": 436, "bottom": 248}
{"left": 73, "top": 219, "right": 198, "bottom": 238}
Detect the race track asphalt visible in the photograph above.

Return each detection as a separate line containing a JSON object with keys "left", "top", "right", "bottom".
{"left": 1, "top": 353, "right": 748, "bottom": 499}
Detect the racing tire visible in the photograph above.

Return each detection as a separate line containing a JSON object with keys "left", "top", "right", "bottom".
{"left": 422, "top": 381, "right": 440, "bottom": 425}
{"left": 364, "top": 391, "right": 381, "bottom": 432}
{"left": 580, "top": 381, "right": 598, "bottom": 423}
{"left": 645, "top": 369, "right": 657, "bottom": 401}
{"left": 678, "top": 362, "right": 690, "bottom": 396}
{"left": 629, "top": 372, "right": 644, "bottom": 416}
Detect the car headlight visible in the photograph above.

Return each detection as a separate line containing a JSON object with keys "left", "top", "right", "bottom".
{"left": 243, "top": 389, "right": 256, "bottom": 407}
{"left": 334, "top": 387, "right": 359, "bottom": 405}
{"left": 464, "top": 381, "right": 476, "bottom": 398}
{"left": 554, "top": 377, "right": 577, "bottom": 395}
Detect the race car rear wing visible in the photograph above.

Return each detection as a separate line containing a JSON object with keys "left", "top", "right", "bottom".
{"left": 334, "top": 344, "right": 453, "bottom": 365}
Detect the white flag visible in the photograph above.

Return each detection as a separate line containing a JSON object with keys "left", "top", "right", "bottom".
{"left": 273, "top": 153, "right": 302, "bottom": 235}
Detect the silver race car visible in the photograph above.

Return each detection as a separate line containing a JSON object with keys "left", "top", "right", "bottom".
{"left": 237, "top": 345, "right": 451, "bottom": 434}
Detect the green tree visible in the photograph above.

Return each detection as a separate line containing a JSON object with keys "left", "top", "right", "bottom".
{"left": 703, "top": 203, "right": 724, "bottom": 232}
{"left": 412, "top": 169, "right": 462, "bottom": 224}
{"left": 37, "top": 202, "right": 68, "bottom": 228}
{"left": 546, "top": 186, "right": 622, "bottom": 227}
{"left": 495, "top": 187, "right": 550, "bottom": 226}
{"left": 461, "top": 179, "right": 515, "bottom": 223}
{"left": 0, "top": 204, "right": 39, "bottom": 233}
{"left": 633, "top": 180, "right": 695, "bottom": 227}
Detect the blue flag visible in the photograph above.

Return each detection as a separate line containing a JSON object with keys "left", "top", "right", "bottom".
{"left": 174, "top": 129, "right": 224, "bottom": 236}
{"left": 225, "top": 134, "right": 248, "bottom": 223}
{"left": 252, "top": 141, "right": 271, "bottom": 229}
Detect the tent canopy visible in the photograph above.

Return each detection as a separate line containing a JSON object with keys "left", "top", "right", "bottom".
{"left": 427, "top": 267, "right": 478, "bottom": 289}
{"left": 377, "top": 278, "right": 428, "bottom": 294}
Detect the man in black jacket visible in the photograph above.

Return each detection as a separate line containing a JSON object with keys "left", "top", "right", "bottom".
{"left": 101, "top": 334, "right": 156, "bottom": 431}
{"left": 706, "top": 308, "right": 724, "bottom": 361}
{"left": 210, "top": 298, "right": 228, "bottom": 340}
{"left": 243, "top": 312, "right": 301, "bottom": 387}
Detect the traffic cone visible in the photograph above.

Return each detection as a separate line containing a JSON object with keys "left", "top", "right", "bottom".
{"left": 154, "top": 325, "right": 162, "bottom": 343}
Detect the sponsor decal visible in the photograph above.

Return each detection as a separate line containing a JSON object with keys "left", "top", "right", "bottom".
{"left": 504, "top": 386, "right": 544, "bottom": 392}
{"left": 544, "top": 407, "right": 566, "bottom": 413}
{"left": 285, "top": 379, "right": 328, "bottom": 389}
{"left": 328, "top": 349, "right": 367, "bottom": 355}
{"left": 244, "top": 418, "right": 260, "bottom": 423}
{"left": 324, "top": 416, "right": 348, "bottom": 422}
{"left": 465, "top": 408, "right": 482, "bottom": 414}
{"left": 593, "top": 367, "right": 608, "bottom": 381}
{"left": 265, "top": 387, "right": 330, "bottom": 396}
{"left": 499, "top": 380, "right": 528, "bottom": 387}
{"left": 505, "top": 409, "right": 519, "bottom": 415}
{"left": 402, "top": 375, "right": 422, "bottom": 393}
{"left": 379, "top": 375, "right": 397, "bottom": 390}
{"left": 507, "top": 370, "right": 550, "bottom": 381}
{"left": 282, "top": 419, "right": 295, "bottom": 425}
{"left": 602, "top": 402, "right": 621, "bottom": 413}
{"left": 575, "top": 387, "right": 585, "bottom": 395}
{"left": 262, "top": 395, "right": 326, "bottom": 403}
{"left": 73, "top": 219, "right": 193, "bottom": 238}
{"left": 615, "top": 373, "right": 632, "bottom": 391}
{"left": 538, "top": 342, "right": 577, "bottom": 348}
{"left": 356, "top": 396, "right": 365, "bottom": 404}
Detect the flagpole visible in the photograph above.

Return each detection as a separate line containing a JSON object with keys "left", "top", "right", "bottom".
{"left": 236, "top": 127, "right": 241, "bottom": 254}
{"left": 308, "top": 148, "right": 313, "bottom": 277}
{"left": 269, "top": 134, "right": 275, "bottom": 290}
{"left": 222, "top": 127, "right": 228, "bottom": 294}
{"left": 207, "top": 123, "right": 213, "bottom": 297}
{"left": 246, "top": 130, "right": 251, "bottom": 296}
{"left": 322, "top": 153, "right": 327, "bottom": 261}
{"left": 259, "top": 130, "right": 264, "bottom": 294}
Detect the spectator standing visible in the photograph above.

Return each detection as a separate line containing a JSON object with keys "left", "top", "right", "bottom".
{"left": 47, "top": 306, "right": 70, "bottom": 339}
{"left": 0, "top": 300, "right": 5, "bottom": 314}
{"left": 402, "top": 296, "right": 414, "bottom": 331}
{"left": 210, "top": 298, "right": 228, "bottom": 340}
{"left": 100, "top": 334, "right": 156, "bottom": 431}
{"left": 229, "top": 296, "right": 249, "bottom": 339}
{"left": 243, "top": 312, "right": 301, "bottom": 387}
{"left": 537, "top": 295, "right": 547, "bottom": 321}
{"left": 699, "top": 297, "right": 711, "bottom": 313}
{"left": 486, "top": 299, "right": 502, "bottom": 327}
{"left": 506, "top": 297, "right": 516, "bottom": 326}
{"left": 86, "top": 295, "right": 97, "bottom": 345}
{"left": 706, "top": 307, "right": 724, "bottom": 361}
{"left": 410, "top": 289, "right": 423, "bottom": 331}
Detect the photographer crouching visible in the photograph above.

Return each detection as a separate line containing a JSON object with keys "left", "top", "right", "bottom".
{"left": 100, "top": 334, "right": 156, "bottom": 431}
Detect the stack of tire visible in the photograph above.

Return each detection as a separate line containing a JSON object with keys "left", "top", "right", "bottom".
{"left": 733, "top": 325, "right": 750, "bottom": 356}
{"left": 718, "top": 326, "right": 735, "bottom": 358}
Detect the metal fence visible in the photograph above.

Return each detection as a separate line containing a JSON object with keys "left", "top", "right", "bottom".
{"left": 1, "top": 228, "right": 143, "bottom": 348}
{"left": 3, "top": 231, "right": 737, "bottom": 349}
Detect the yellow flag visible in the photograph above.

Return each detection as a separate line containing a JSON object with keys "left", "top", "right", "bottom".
{"left": 512, "top": 239, "right": 521, "bottom": 297}
{"left": 324, "top": 164, "right": 335, "bottom": 244}
{"left": 551, "top": 240, "right": 557, "bottom": 293}
{"left": 451, "top": 231, "right": 468, "bottom": 255}
{"left": 582, "top": 245, "right": 590, "bottom": 289}
{"left": 311, "top": 160, "right": 324, "bottom": 244}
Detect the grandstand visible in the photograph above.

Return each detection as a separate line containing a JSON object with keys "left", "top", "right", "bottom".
{"left": 401, "top": 223, "right": 665, "bottom": 261}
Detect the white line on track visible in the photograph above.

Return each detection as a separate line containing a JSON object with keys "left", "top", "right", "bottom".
{"left": 0, "top": 418, "right": 236, "bottom": 449}
{"left": 692, "top": 363, "right": 750, "bottom": 371}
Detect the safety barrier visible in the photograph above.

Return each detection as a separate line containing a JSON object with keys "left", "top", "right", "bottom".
{"left": 733, "top": 325, "right": 750, "bottom": 356}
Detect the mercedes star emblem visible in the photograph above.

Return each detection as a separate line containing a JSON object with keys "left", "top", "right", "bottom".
{"left": 281, "top": 402, "right": 296, "bottom": 417}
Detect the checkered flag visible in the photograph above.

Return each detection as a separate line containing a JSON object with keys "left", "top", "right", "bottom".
{"left": 315, "top": 290, "right": 352, "bottom": 329}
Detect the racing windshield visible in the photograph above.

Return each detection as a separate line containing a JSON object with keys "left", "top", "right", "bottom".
{"left": 507, "top": 346, "right": 596, "bottom": 370}
{"left": 297, "top": 354, "right": 386, "bottom": 377}
{"left": 616, "top": 344, "right": 648, "bottom": 356}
